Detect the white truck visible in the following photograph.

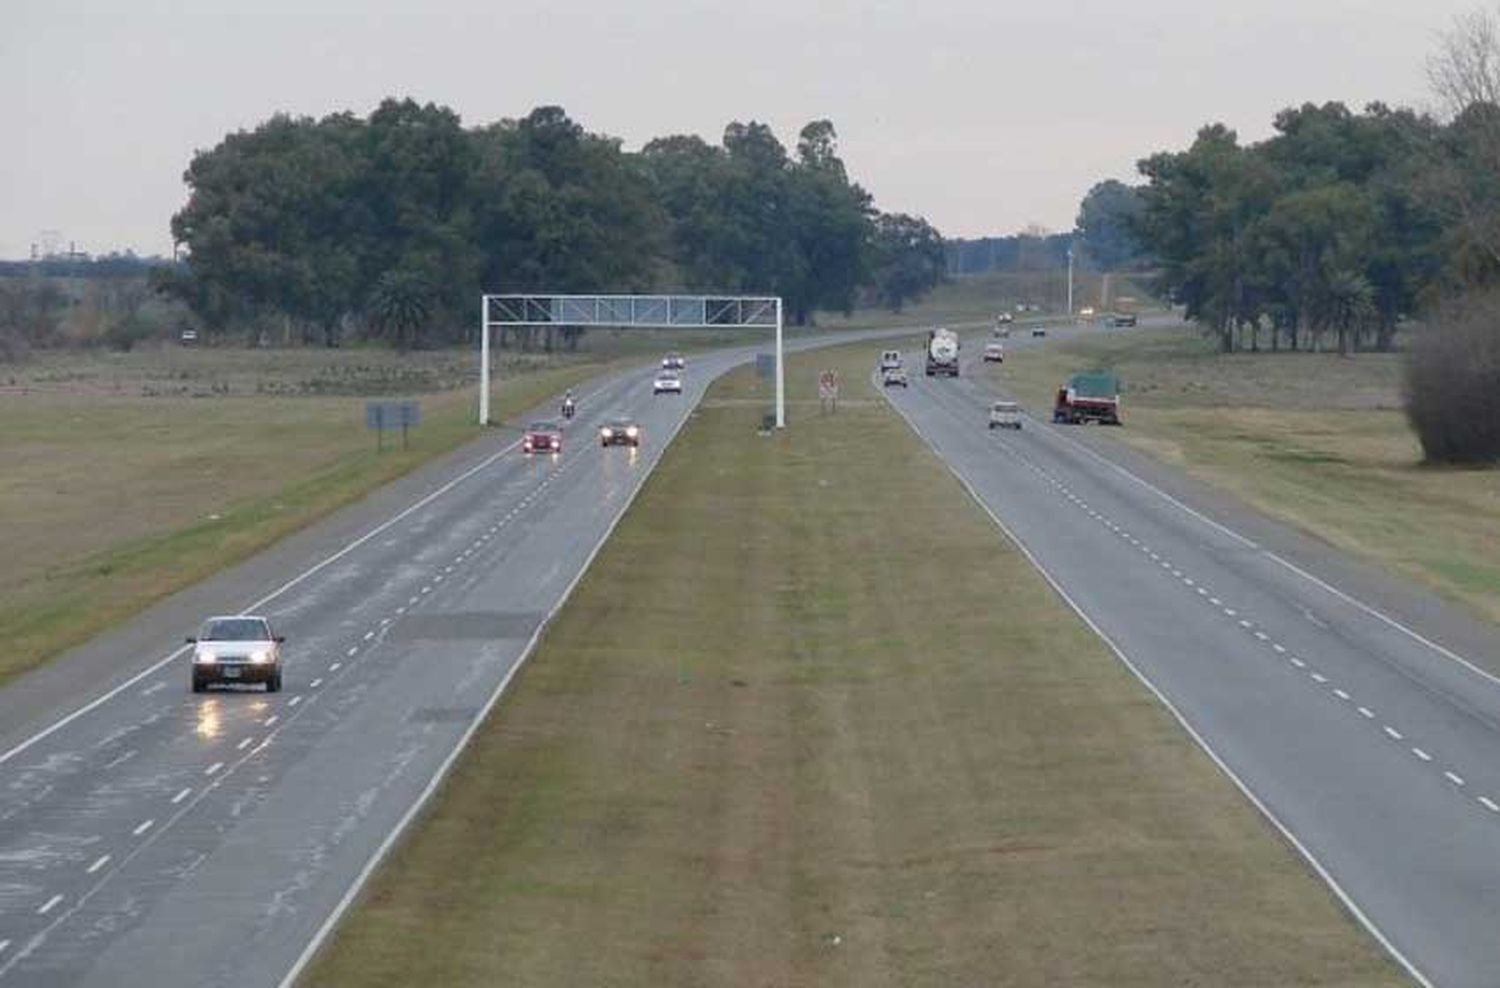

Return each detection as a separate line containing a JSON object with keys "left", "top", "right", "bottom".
{"left": 926, "top": 327, "right": 960, "bottom": 377}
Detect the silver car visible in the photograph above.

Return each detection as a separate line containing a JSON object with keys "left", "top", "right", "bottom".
{"left": 188, "top": 615, "right": 284, "bottom": 693}
{"left": 653, "top": 370, "right": 683, "bottom": 395}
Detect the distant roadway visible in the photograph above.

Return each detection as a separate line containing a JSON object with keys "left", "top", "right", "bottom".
{"left": 884, "top": 318, "right": 1500, "bottom": 988}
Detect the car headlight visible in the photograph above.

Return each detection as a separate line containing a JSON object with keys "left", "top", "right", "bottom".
{"left": 626, "top": 426, "right": 638, "bottom": 437}
{"left": 600, "top": 428, "right": 611, "bottom": 438}
{"left": 250, "top": 649, "right": 272, "bottom": 665}
{"left": 194, "top": 649, "right": 214, "bottom": 664}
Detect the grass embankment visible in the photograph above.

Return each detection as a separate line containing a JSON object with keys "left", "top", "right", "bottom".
{"left": 0, "top": 346, "right": 640, "bottom": 685}
{"left": 992, "top": 324, "right": 1500, "bottom": 624}
{"left": 306, "top": 342, "right": 1402, "bottom": 987}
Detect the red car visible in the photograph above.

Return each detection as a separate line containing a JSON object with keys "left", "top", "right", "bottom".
{"left": 522, "top": 420, "right": 562, "bottom": 454}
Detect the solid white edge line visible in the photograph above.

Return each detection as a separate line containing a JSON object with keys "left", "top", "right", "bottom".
{"left": 1045, "top": 402, "right": 1500, "bottom": 697}
{"left": 0, "top": 431, "right": 530, "bottom": 769}
{"left": 277, "top": 340, "right": 726, "bottom": 988}
{"left": 878, "top": 384, "right": 1434, "bottom": 988}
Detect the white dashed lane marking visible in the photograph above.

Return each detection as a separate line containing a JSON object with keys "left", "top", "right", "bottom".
{"left": 172, "top": 787, "right": 192, "bottom": 804}
{"left": 205, "top": 761, "right": 223, "bottom": 776}
{"left": 37, "top": 895, "right": 62, "bottom": 916}
{"left": 86, "top": 854, "right": 110, "bottom": 874}
{"left": 132, "top": 819, "right": 153, "bottom": 836}
{"left": 1002, "top": 433, "right": 1500, "bottom": 826}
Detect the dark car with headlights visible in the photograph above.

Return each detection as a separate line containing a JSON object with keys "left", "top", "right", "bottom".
{"left": 188, "top": 615, "right": 284, "bottom": 693}
{"left": 599, "top": 417, "right": 641, "bottom": 447}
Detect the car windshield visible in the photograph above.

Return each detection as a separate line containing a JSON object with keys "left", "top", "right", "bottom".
{"left": 608, "top": 420, "right": 635, "bottom": 429}
{"left": 200, "top": 618, "right": 270, "bottom": 641}
{"left": 529, "top": 422, "right": 559, "bottom": 433}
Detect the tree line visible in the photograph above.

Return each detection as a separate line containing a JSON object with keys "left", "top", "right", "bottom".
{"left": 156, "top": 101, "right": 946, "bottom": 348}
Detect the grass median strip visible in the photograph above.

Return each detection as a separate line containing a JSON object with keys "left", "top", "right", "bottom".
{"left": 306, "top": 342, "right": 1404, "bottom": 987}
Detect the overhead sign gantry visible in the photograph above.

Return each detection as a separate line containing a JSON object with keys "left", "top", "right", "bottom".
{"left": 478, "top": 294, "right": 785, "bottom": 427}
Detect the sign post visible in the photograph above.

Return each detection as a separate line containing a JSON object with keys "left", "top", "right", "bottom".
{"left": 365, "top": 401, "right": 420, "bottom": 452}
{"left": 478, "top": 294, "right": 784, "bottom": 428}
{"left": 818, "top": 369, "right": 839, "bottom": 415}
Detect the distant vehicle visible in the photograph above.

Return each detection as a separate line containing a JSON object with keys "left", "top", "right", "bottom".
{"left": 1054, "top": 370, "right": 1122, "bottom": 425}
{"left": 983, "top": 341, "right": 1006, "bottom": 363}
{"left": 995, "top": 312, "right": 1014, "bottom": 325}
{"left": 653, "top": 370, "right": 683, "bottom": 395}
{"left": 878, "top": 349, "right": 903, "bottom": 371}
{"left": 925, "top": 327, "right": 960, "bottom": 377}
{"left": 1110, "top": 313, "right": 1138, "bottom": 327}
{"left": 661, "top": 352, "right": 686, "bottom": 370}
{"left": 1032, "top": 327, "right": 1047, "bottom": 338}
{"left": 988, "top": 400, "right": 1023, "bottom": 430}
{"left": 1079, "top": 306, "right": 1096, "bottom": 318}
{"left": 993, "top": 326, "right": 1011, "bottom": 339}
{"left": 561, "top": 394, "right": 576, "bottom": 419}
{"left": 522, "top": 421, "right": 563, "bottom": 454}
{"left": 188, "top": 615, "right": 284, "bottom": 693}
{"left": 179, "top": 328, "right": 199, "bottom": 345}
{"left": 881, "top": 366, "right": 909, "bottom": 388}
{"left": 599, "top": 417, "right": 641, "bottom": 447}
{"left": 1014, "top": 303, "right": 1027, "bottom": 314}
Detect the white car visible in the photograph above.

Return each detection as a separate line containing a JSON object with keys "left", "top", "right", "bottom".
{"left": 983, "top": 342, "right": 1005, "bottom": 363}
{"left": 188, "top": 615, "right": 284, "bottom": 693}
{"left": 653, "top": 370, "right": 683, "bottom": 395}
{"left": 661, "top": 352, "right": 686, "bottom": 370}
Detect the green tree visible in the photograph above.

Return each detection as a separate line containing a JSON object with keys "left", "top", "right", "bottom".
{"left": 1076, "top": 180, "right": 1146, "bottom": 269}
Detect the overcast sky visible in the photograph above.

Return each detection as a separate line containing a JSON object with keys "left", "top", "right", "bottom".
{"left": 2, "top": 0, "right": 1481, "bottom": 260}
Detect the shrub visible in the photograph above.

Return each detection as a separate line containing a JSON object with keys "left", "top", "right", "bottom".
{"left": 1406, "top": 290, "right": 1500, "bottom": 463}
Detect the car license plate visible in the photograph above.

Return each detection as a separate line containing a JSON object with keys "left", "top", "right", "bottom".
{"left": 221, "top": 667, "right": 241, "bottom": 679}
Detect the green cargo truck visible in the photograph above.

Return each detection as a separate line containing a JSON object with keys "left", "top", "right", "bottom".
{"left": 1053, "top": 370, "right": 1122, "bottom": 425}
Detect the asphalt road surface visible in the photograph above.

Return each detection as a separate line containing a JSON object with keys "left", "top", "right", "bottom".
{"left": 883, "top": 321, "right": 1500, "bottom": 988}
{"left": 0, "top": 328, "right": 919, "bottom": 988}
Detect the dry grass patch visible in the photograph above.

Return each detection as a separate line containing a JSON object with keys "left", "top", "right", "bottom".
{"left": 305, "top": 342, "right": 1402, "bottom": 988}
{"left": 994, "top": 325, "right": 1500, "bottom": 623}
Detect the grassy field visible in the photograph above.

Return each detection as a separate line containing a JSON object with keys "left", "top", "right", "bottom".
{"left": 988, "top": 322, "right": 1500, "bottom": 623}
{"left": 304, "top": 340, "right": 1402, "bottom": 988}
{"left": 0, "top": 339, "right": 705, "bottom": 686}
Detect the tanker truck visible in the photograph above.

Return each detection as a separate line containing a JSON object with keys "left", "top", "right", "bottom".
{"left": 925, "top": 327, "right": 960, "bottom": 377}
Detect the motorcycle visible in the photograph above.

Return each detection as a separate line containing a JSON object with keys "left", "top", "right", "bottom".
{"left": 562, "top": 398, "right": 576, "bottom": 420}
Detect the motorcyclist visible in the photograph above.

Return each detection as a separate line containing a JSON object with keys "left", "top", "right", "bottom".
{"left": 562, "top": 390, "right": 577, "bottom": 418}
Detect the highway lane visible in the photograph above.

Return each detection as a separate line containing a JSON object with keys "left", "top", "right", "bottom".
{"left": 882, "top": 328, "right": 1500, "bottom": 988}
{"left": 0, "top": 328, "right": 917, "bottom": 987}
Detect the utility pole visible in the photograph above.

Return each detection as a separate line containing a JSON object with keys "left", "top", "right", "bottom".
{"left": 1066, "top": 243, "right": 1075, "bottom": 319}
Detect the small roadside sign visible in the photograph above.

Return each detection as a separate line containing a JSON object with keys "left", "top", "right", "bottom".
{"left": 818, "top": 369, "right": 839, "bottom": 414}
{"left": 365, "top": 400, "right": 420, "bottom": 451}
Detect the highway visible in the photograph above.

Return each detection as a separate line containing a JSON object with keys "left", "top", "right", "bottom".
{"left": 883, "top": 323, "right": 1500, "bottom": 988}
{"left": 0, "top": 329, "right": 911, "bottom": 988}
{"left": 8, "top": 317, "right": 1500, "bottom": 987}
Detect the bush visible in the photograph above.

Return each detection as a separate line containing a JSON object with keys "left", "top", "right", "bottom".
{"left": 1406, "top": 290, "right": 1500, "bottom": 463}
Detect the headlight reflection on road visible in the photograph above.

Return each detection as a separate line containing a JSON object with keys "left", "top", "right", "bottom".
{"left": 195, "top": 698, "right": 222, "bottom": 741}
